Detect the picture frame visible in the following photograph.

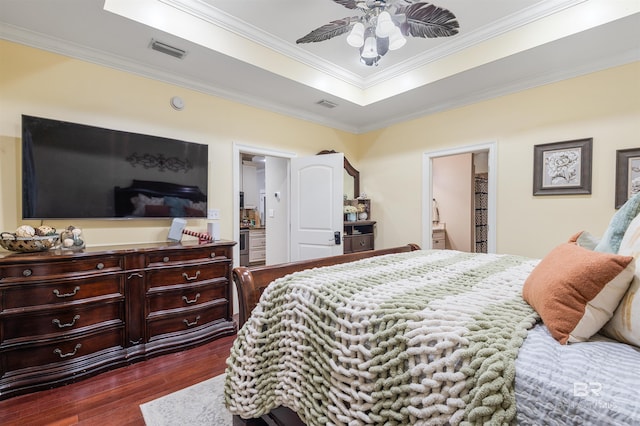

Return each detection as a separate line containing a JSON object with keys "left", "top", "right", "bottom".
{"left": 533, "top": 138, "right": 592, "bottom": 195}
{"left": 615, "top": 148, "right": 640, "bottom": 208}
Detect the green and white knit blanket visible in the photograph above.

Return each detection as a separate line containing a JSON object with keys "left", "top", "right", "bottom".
{"left": 225, "top": 250, "right": 540, "bottom": 425}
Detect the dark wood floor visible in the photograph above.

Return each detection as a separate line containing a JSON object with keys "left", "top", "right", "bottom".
{"left": 0, "top": 334, "right": 236, "bottom": 426}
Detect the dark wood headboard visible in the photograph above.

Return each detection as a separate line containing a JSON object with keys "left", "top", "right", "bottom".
{"left": 232, "top": 243, "right": 420, "bottom": 328}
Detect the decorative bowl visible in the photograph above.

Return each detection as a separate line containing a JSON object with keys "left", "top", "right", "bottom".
{"left": 0, "top": 232, "right": 60, "bottom": 253}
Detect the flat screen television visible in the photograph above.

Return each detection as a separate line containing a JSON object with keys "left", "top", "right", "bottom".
{"left": 22, "top": 115, "right": 209, "bottom": 219}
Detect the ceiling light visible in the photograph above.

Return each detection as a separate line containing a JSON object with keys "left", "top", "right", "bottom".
{"left": 346, "top": 22, "right": 365, "bottom": 48}
{"left": 297, "top": 0, "right": 459, "bottom": 67}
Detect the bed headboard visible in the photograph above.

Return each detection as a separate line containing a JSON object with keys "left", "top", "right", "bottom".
{"left": 114, "top": 179, "right": 207, "bottom": 217}
{"left": 233, "top": 243, "right": 421, "bottom": 327}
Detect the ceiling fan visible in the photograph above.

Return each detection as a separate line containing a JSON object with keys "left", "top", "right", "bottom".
{"left": 296, "top": 0, "right": 459, "bottom": 66}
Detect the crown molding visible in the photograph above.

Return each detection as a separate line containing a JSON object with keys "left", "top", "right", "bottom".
{"left": 161, "top": 0, "right": 589, "bottom": 89}
{"left": 0, "top": 23, "right": 360, "bottom": 133}
{"left": 159, "top": 0, "right": 366, "bottom": 88}
{"left": 355, "top": 50, "right": 639, "bottom": 134}
{"left": 1, "top": 6, "right": 636, "bottom": 135}
{"left": 364, "top": 0, "right": 589, "bottom": 87}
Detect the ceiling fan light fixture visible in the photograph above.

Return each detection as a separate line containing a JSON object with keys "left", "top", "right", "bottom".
{"left": 375, "top": 11, "right": 395, "bottom": 38}
{"left": 388, "top": 26, "right": 406, "bottom": 51}
{"left": 296, "top": 1, "right": 458, "bottom": 67}
{"left": 361, "top": 35, "right": 378, "bottom": 59}
{"left": 347, "top": 22, "right": 365, "bottom": 48}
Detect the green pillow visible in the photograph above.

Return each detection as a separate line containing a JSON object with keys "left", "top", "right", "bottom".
{"left": 595, "top": 193, "right": 640, "bottom": 253}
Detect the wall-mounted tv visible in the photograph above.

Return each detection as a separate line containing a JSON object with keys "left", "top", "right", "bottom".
{"left": 22, "top": 115, "right": 208, "bottom": 219}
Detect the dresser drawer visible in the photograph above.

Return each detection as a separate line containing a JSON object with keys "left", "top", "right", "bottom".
{"left": 0, "top": 256, "right": 123, "bottom": 282}
{"left": 145, "top": 262, "right": 230, "bottom": 290}
{"left": 1, "top": 302, "right": 124, "bottom": 344}
{"left": 147, "top": 301, "right": 228, "bottom": 341}
{"left": 349, "top": 234, "right": 373, "bottom": 252}
{"left": 1, "top": 327, "right": 124, "bottom": 372}
{"left": 1, "top": 275, "right": 124, "bottom": 311}
{"left": 145, "top": 246, "right": 231, "bottom": 267}
{"left": 147, "top": 280, "right": 227, "bottom": 313}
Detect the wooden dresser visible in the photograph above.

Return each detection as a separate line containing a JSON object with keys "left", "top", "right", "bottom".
{"left": 0, "top": 241, "right": 236, "bottom": 399}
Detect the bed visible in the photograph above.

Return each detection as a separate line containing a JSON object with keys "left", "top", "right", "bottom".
{"left": 225, "top": 204, "right": 640, "bottom": 425}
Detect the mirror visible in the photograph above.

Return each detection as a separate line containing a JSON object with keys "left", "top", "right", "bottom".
{"left": 317, "top": 150, "right": 359, "bottom": 199}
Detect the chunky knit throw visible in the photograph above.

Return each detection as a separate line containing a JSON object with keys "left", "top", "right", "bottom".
{"left": 225, "top": 250, "right": 540, "bottom": 425}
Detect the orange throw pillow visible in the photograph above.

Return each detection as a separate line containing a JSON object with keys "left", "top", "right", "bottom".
{"left": 522, "top": 243, "right": 634, "bottom": 344}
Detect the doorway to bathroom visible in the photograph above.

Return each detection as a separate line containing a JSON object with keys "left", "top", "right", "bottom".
{"left": 422, "top": 142, "right": 497, "bottom": 253}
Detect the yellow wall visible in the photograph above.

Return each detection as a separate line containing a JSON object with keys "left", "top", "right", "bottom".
{"left": 1, "top": 40, "right": 639, "bottom": 259}
{"left": 357, "top": 61, "right": 640, "bottom": 258}
{"left": 0, "top": 40, "right": 358, "bottom": 245}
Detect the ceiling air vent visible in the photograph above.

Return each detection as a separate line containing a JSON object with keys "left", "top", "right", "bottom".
{"left": 149, "top": 39, "right": 187, "bottom": 59}
{"left": 316, "top": 99, "right": 338, "bottom": 109}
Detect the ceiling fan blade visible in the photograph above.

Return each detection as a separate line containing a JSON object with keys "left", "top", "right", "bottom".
{"left": 296, "top": 18, "right": 355, "bottom": 44}
{"left": 401, "top": 2, "right": 459, "bottom": 38}
{"left": 332, "top": 0, "right": 359, "bottom": 9}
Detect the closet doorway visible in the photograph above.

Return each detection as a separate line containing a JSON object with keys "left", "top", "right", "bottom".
{"left": 422, "top": 142, "right": 497, "bottom": 253}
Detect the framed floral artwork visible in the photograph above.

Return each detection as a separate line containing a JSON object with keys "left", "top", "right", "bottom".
{"left": 615, "top": 148, "right": 640, "bottom": 208}
{"left": 533, "top": 138, "right": 592, "bottom": 195}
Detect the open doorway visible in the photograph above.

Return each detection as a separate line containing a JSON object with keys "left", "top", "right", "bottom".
{"left": 422, "top": 142, "right": 497, "bottom": 253}
{"left": 233, "top": 144, "right": 295, "bottom": 268}
{"left": 233, "top": 145, "right": 346, "bottom": 267}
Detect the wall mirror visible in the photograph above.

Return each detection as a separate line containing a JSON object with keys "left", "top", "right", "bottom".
{"left": 317, "top": 150, "right": 359, "bottom": 199}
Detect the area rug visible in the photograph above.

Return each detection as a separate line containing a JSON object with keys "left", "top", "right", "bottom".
{"left": 140, "top": 373, "right": 232, "bottom": 426}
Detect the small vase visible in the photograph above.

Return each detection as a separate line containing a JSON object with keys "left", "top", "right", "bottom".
{"left": 358, "top": 212, "right": 368, "bottom": 221}
{"left": 346, "top": 213, "right": 356, "bottom": 222}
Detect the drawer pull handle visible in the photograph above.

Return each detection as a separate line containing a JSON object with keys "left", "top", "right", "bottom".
{"left": 183, "top": 315, "right": 201, "bottom": 327}
{"left": 54, "top": 343, "right": 81, "bottom": 359}
{"left": 163, "top": 256, "right": 170, "bottom": 262}
{"left": 96, "top": 263, "right": 104, "bottom": 270}
{"left": 182, "top": 271, "right": 201, "bottom": 281}
{"left": 53, "top": 286, "right": 80, "bottom": 298}
{"left": 210, "top": 253, "right": 216, "bottom": 258}
{"left": 130, "top": 338, "right": 142, "bottom": 345}
{"left": 127, "top": 272, "right": 144, "bottom": 280}
{"left": 52, "top": 315, "right": 80, "bottom": 328}
{"left": 360, "top": 241, "right": 366, "bottom": 246}
{"left": 182, "top": 293, "right": 201, "bottom": 304}
{"left": 23, "top": 269, "right": 32, "bottom": 277}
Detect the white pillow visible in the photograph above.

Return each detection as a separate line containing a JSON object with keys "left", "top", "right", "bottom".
{"left": 602, "top": 214, "right": 640, "bottom": 347}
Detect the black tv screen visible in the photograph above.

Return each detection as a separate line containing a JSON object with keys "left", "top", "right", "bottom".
{"left": 22, "top": 115, "right": 208, "bottom": 219}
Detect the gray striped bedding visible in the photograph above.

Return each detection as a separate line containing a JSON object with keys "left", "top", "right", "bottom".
{"left": 515, "top": 323, "right": 640, "bottom": 425}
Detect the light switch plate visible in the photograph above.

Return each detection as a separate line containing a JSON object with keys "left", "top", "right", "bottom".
{"left": 207, "top": 209, "right": 220, "bottom": 220}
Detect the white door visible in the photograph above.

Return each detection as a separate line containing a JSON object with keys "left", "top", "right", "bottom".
{"left": 290, "top": 153, "right": 344, "bottom": 261}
